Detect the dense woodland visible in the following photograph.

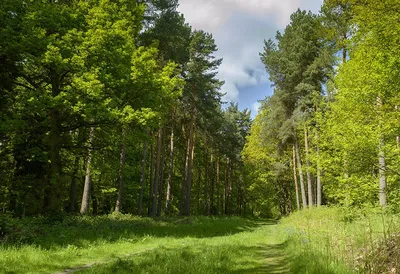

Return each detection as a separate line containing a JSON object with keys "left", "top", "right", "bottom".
{"left": 0, "top": 0, "right": 399, "bottom": 219}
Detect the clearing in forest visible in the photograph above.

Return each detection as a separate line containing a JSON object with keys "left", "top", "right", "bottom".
{"left": 1, "top": 217, "right": 289, "bottom": 274}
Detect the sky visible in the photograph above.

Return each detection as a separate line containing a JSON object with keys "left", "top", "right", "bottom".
{"left": 177, "top": 0, "right": 323, "bottom": 118}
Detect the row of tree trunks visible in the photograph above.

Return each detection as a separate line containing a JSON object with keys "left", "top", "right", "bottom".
{"left": 294, "top": 133, "right": 307, "bottom": 208}
{"left": 291, "top": 125, "right": 324, "bottom": 211}
{"left": 304, "top": 125, "right": 313, "bottom": 208}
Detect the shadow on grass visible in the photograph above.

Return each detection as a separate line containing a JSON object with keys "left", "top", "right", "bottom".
{"left": 82, "top": 240, "right": 351, "bottom": 274}
{"left": 78, "top": 240, "right": 289, "bottom": 274}
{"left": 3, "top": 216, "right": 277, "bottom": 250}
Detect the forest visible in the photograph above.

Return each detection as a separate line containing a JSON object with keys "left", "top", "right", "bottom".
{"left": 1, "top": 0, "right": 400, "bottom": 273}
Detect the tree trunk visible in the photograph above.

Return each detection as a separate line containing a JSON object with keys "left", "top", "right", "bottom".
{"left": 203, "top": 152, "right": 209, "bottom": 215}
{"left": 292, "top": 145, "right": 300, "bottom": 210}
{"left": 316, "top": 146, "right": 322, "bottom": 206}
{"left": 180, "top": 135, "right": 190, "bottom": 215}
{"left": 295, "top": 134, "right": 307, "bottom": 208}
{"left": 68, "top": 156, "right": 80, "bottom": 213}
{"left": 148, "top": 137, "right": 154, "bottom": 216}
{"left": 68, "top": 128, "right": 85, "bottom": 213}
{"left": 183, "top": 130, "right": 195, "bottom": 216}
{"left": 44, "top": 74, "right": 64, "bottom": 214}
{"left": 165, "top": 124, "right": 174, "bottom": 214}
{"left": 210, "top": 155, "right": 215, "bottom": 215}
{"left": 115, "top": 127, "right": 126, "bottom": 213}
{"left": 138, "top": 138, "right": 147, "bottom": 216}
{"left": 151, "top": 128, "right": 162, "bottom": 217}
{"left": 157, "top": 129, "right": 165, "bottom": 217}
{"left": 80, "top": 127, "right": 95, "bottom": 215}
{"left": 304, "top": 125, "right": 313, "bottom": 208}
{"left": 216, "top": 158, "right": 220, "bottom": 215}
{"left": 91, "top": 178, "right": 98, "bottom": 215}
{"left": 379, "top": 139, "right": 387, "bottom": 206}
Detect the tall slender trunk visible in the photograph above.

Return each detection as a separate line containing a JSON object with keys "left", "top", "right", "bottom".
{"left": 197, "top": 164, "right": 201, "bottom": 214}
{"left": 304, "top": 125, "right": 313, "bottom": 208}
{"left": 379, "top": 139, "right": 387, "bottom": 206}
{"left": 209, "top": 154, "right": 215, "bottom": 215}
{"left": 180, "top": 136, "right": 190, "bottom": 214}
{"left": 377, "top": 97, "right": 387, "bottom": 206}
{"left": 80, "top": 127, "right": 95, "bottom": 215}
{"left": 68, "top": 156, "right": 80, "bottom": 213}
{"left": 216, "top": 158, "right": 220, "bottom": 215}
{"left": 203, "top": 152, "right": 209, "bottom": 215}
{"left": 151, "top": 128, "right": 162, "bottom": 217}
{"left": 157, "top": 130, "right": 165, "bottom": 216}
{"left": 295, "top": 134, "right": 307, "bottom": 208}
{"left": 292, "top": 145, "right": 300, "bottom": 210}
{"left": 183, "top": 130, "right": 195, "bottom": 215}
{"left": 165, "top": 124, "right": 174, "bottom": 214}
{"left": 316, "top": 146, "right": 322, "bottom": 206}
{"left": 138, "top": 138, "right": 147, "bottom": 216}
{"left": 115, "top": 127, "right": 126, "bottom": 213}
{"left": 148, "top": 137, "right": 154, "bottom": 216}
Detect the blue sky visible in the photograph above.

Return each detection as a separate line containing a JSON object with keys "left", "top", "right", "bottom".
{"left": 178, "top": 0, "right": 323, "bottom": 118}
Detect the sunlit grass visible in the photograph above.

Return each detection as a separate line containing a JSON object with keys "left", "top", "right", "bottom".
{"left": 280, "top": 206, "right": 400, "bottom": 274}
{"left": 0, "top": 215, "right": 288, "bottom": 274}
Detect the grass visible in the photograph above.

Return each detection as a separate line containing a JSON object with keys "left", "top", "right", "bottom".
{"left": 0, "top": 214, "right": 288, "bottom": 274}
{"left": 2, "top": 207, "right": 397, "bottom": 274}
{"left": 280, "top": 206, "right": 400, "bottom": 274}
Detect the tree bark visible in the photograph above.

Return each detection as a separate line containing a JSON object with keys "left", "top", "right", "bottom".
{"left": 165, "top": 124, "right": 174, "bottom": 214}
{"left": 216, "top": 158, "right": 220, "bottom": 215}
{"left": 43, "top": 73, "right": 64, "bottom": 214}
{"left": 80, "top": 127, "right": 95, "bottom": 215}
{"left": 316, "top": 146, "right": 322, "bottom": 206}
{"left": 379, "top": 139, "right": 387, "bottom": 206}
{"left": 157, "top": 129, "right": 165, "bottom": 216}
{"left": 148, "top": 137, "right": 154, "bottom": 216}
{"left": 183, "top": 130, "right": 195, "bottom": 216}
{"left": 115, "top": 127, "right": 126, "bottom": 213}
{"left": 203, "top": 152, "right": 209, "bottom": 215}
{"left": 295, "top": 133, "right": 307, "bottom": 208}
{"left": 180, "top": 135, "right": 190, "bottom": 215}
{"left": 151, "top": 128, "right": 162, "bottom": 217}
{"left": 304, "top": 125, "right": 313, "bottom": 208}
{"left": 292, "top": 145, "right": 300, "bottom": 210}
{"left": 209, "top": 154, "right": 215, "bottom": 215}
{"left": 68, "top": 156, "right": 80, "bottom": 213}
{"left": 138, "top": 138, "right": 147, "bottom": 216}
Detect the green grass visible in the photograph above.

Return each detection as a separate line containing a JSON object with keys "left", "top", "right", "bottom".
{"left": 2, "top": 207, "right": 396, "bottom": 274}
{"left": 280, "top": 206, "right": 400, "bottom": 274}
{"left": 0, "top": 215, "right": 288, "bottom": 274}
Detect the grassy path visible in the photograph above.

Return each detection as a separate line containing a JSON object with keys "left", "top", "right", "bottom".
{"left": 1, "top": 217, "right": 290, "bottom": 273}
{"left": 75, "top": 220, "right": 289, "bottom": 274}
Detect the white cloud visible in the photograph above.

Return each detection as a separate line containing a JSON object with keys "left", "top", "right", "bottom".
{"left": 177, "top": 0, "right": 322, "bottom": 105}
{"left": 252, "top": 101, "right": 261, "bottom": 115}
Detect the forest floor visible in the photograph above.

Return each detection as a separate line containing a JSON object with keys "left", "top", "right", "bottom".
{"left": 0, "top": 216, "right": 290, "bottom": 274}
{"left": 3, "top": 208, "right": 393, "bottom": 273}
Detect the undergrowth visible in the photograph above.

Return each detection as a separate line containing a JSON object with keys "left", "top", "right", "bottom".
{"left": 281, "top": 206, "right": 400, "bottom": 274}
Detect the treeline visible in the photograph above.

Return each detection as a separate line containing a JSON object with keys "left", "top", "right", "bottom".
{"left": 244, "top": 0, "right": 400, "bottom": 215}
{"left": 0, "top": 0, "right": 252, "bottom": 217}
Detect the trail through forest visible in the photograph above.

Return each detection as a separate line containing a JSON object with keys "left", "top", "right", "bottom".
{"left": 62, "top": 220, "right": 289, "bottom": 274}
